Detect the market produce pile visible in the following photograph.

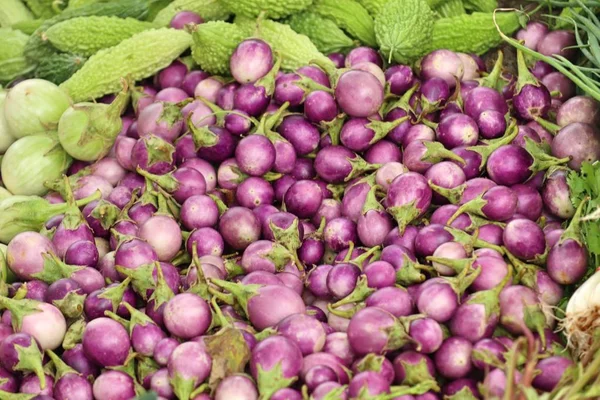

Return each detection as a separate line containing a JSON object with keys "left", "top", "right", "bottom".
{"left": 2, "top": 0, "right": 600, "bottom": 399}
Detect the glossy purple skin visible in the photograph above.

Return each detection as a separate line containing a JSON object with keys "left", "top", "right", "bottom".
{"left": 0, "top": 366, "right": 17, "bottom": 392}
{"left": 348, "top": 371, "right": 390, "bottom": 397}
{"left": 84, "top": 285, "right": 136, "bottom": 320}
{"left": 82, "top": 317, "right": 130, "bottom": 367}
{"left": 512, "top": 183, "right": 543, "bottom": 221}
{"left": 516, "top": 21, "right": 549, "bottom": 50}
{"left": 421, "top": 77, "right": 450, "bottom": 105}
{"left": 323, "top": 332, "right": 355, "bottom": 366}
{"left": 402, "top": 124, "right": 435, "bottom": 148}
{"left": 233, "top": 84, "right": 269, "bottom": 116}
{"left": 393, "top": 351, "right": 435, "bottom": 384}
{"left": 340, "top": 118, "right": 379, "bottom": 152}
{"left": 6, "top": 232, "right": 56, "bottom": 280}
{"left": 196, "top": 126, "right": 236, "bottom": 163}
{"left": 478, "top": 185, "right": 518, "bottom": 221}
{"left": 236, "top": 177, "right": 274, "bottom": 209}
{"left": 328, "top": 52, "right": 345, "bottom": 67}
{"left": 137, "top": 102, "right": 183, "bottom": 142}
{"left": 367, "top": 287, "right": 414, "bottom": 317}
{"left": 346, "top": 47, "right": 383, "bottom": 68}
{"left": 278, "top": 115, "right": 320, "bottom": 156}
{"left": 164, "top": 293, "right": 211, "bottom": 339}
{"left": 186, "top": 227, "right": 224, "bottom": 257}
{"left": 291, "top": 157, "right": 316, "bottom": 180}
{"left": 305, "top": 365, "right": 338, "bottom": 391}
{"left": 450, "top": 146, "right": 482, "bottom": 180}
{"left": 420, "top": 49, "right": 463, "bottom": 87}
{"left": 22, "top": 280, "right": 48, "bottom": 301}
{"left": 425, "top": 161, "right": 467, "bottom": 204}
{"left": 384, "top": 226, "right": 418, "bottom": 254}
{"left": 358, "top": 210, "right": 393, "bottom": 247}
{"left": 305, "top": 90, "right": 338, "bottom": 123}
{"left": 241, "top": 240, "right": 283, "bottom": 274}
{"left": 250, "top": 335, "right": 302, "bottom": 382}
{"left": 277, "top": 313, "right": 327, "bottom": 355}
{"left": 513, "top": 84, "right": 552, "bottom": 121}
{"left": 109, "top": 220, "right": 138, "bottom": 250}
{"left": 363, "top": 261, "right": 395, "bottom": 289}
{"left": 434, "top": 337, "right": 473, "bottom": 379}
{"left": 385, "top": 65, "right": 414, "bottom": 95}
{"left": 230, "top": 39, "right": 273, "bottom": 84}
{"left": 64, "top": 239, "right": 99, "bottom": 268}
{"left": 323, "top": 217, "right": 357, "bottom": 252}
{"left": 556, "top": 96, "right": 600, "bottom": 127}
{"left": 547, "top": 239, "right": 587, "bottom": 284}
{"left": 284, "top": 180, "right": 324, "bottom": 219}
{"left": 53, "top": 220, "right": 95, "bottom": 259}
{"left": 437, "top": 113, "right": 479, "bottom": 149}
{"left": 156, "top": 86, "right": 189, "bottom": 103}
{"left": 153, "top": 337, "right": 179, "bottom": 367}
{"left": 242, "top": 271, "right": 282, "bottom": 286}
{"left": 484, "top": 368, "right": 522, "bottom": 398}
{"left": 181, "top": 71, "right": 209, "bottom": 96}
{"left": 306, "top": 264, "right": 333, "bottom": 297}
{"left": 499, "top": 285, "right": 541, "bottom": 335}
{"left": 347, "top": 307, "right": 398, "bottom": 355}
{"left": 115, "top": 238, "right": 158, "bottom": 271}
{"left": 471, "top": 338, "right": 507, "bottom": 370}
{"left": 552, "top": 122, "right": 600, "bottom": 171}
{"left": 274, "top": 73, "right": 303, "bottom": 106}
{"left": 416, "top": 280, "right": 459, "bottom": 323}
{"left": 450, "top": 297, "right": 498, "bottom": 343}
{"left": 54, "top": 372, "right": 93, "bottom": 400}
{"left": 312, "top": 382, "right": 348, "bottom": 400}
{"left": 414, "top": 225, "right": 453, "bottom": 257}
{"left": 157, "top": 60, "right": 187, "bottom": 89}
{"left": 107, "top": 185, "right": 133, "bottom": 209}
{"left": 19, "top": 373, "right": 54, "bottom": 395}
{"left": 131, "top": 135, "right": 175, "bottom": 175}
{"left": 430, "top": 205, "right": 472, "bottom": 230}
{"left": 93, "top": 370, "right": 135, "bottom": 400}
{"left": 487, "top": 145, "right": 533, "bottom": 186}
{"left": 170, "top": 11, "right": 203, "bottom": 29}
{"left": 385, "top": 108, "right": 412, "bottom": 145}
{"left": 312, "top": 198, "right": 342, "bottom": 227}
{"left": 168, "top": 341, "right": 212, "bottom": 389}
{"left": 131, "top": 318, "right": 166, "bottom": 357}
{"left": 181, "top": 195, "right": 219, "bottom": 230}
{"left": 219, "top": 207, "right": 261, "bottom": 250}
{"left": 477, "top": 110, "right": 506, "bottom": 139}
{"left": 503, "top": 219, "right": 546, "bottom": 260}
{"left": 273, "top": 139, "right": 297, "bottom": 174}
{"left": 45, "top": 278, "right": 84, "bottom": 304}
{"left": 62, "top": 344, "right": 99, "bottom": 379}
{"left": 263, "top": 212, "right": 303, "bottom": 241}
{"left": 326, "top": 263, "right": 361, "bottom": 299}
{"left": 538, "top": 30, "right": 577, "bottom": 59}
{"left": 387, "top": 172, "right": 432, "bottom": 215}
{"left": 443, "top": 378, "right": 480, "bottom": 398}
{"left": 0, "top": 333, "right": 40, "bottom": 372}
{"left": 365, "top": 140, "right": 402, "bottom": 164}
{"left": 297, "top": 66, "right": 330, "bottom": 87}
{"left": 236, "top": 134, "right": 276, "bottom": 176}
{"left": 246, "top": 285, "right": 306, "bottom": 330}
{"left": 409, "top": 318, "right": 443, "bottom": 354}
{"left": 532, "top": 356, "right": 574, "bottom": 391}
{"left": 342, "top": 181, "right": 371, "bottom": 222}
{"left": 542, "top": 169, "right": 574, "bottom": 219}
{"left": 464, "top": 86, "right": 508, "bottom": 119}
{"left": 335, "top": 70, "right": 384, "bottom": 118}
{"left": 224, "top": 111, "right": 252, "bottom": 136}
{"left": 470, "top": 256, "right": 509, "bottom": 292}
{"left": 542, "top": 72, "right": 575, "bottom": 102}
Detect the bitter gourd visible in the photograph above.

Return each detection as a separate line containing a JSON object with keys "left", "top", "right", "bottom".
{"left": 12, "top": 19, "right": 44, "bottom": 35}
{"left": 238, "top": 18, "right": 334, "bottom": 72}
{"left": 191, "top": 21, "right": 245, "bottom": 75}
{"left": 313, "top": 0, "right": 377, "bottom": 47}
{"left": 35, "top": 53, "right": 87, "bottom": 85}
{"left": 427, "top": 11, "right": 521, "bottom": 55}
{"left": 0, "top": 28, "right": 34, "bottom": 82}
{"left": 24, "top": 0, "right": 151, "bottom": 63}
{"left": 219, "top": 0, "right": 312, "bottom": 19}
{"left": 60, "top": 28, "right": 192, "bottom": 102}
{"left": 23, "top": 0, "right": 59, "bottom": 18}
{"left": 359, "top": 0, "right": 443, "bottom": 17}
{"left": 287, "top": 12, "right": 355, "bottom": 54}
{"left": 435, "top": 0, "right": 465, "bottom": 17}
{"left": 375, "top": 0, "right": 435, "bottom": 64}
{"left": 463, "top": 0, "right": 496, "bottom": 13}
{"left": 45, "top": 16, "right": 156, "bottom": 57}
{"left": 0, "top": 0, "right": 34, "bottom": 27}
{"left": 153, "top": 0, "right": 230, "bottom": 26}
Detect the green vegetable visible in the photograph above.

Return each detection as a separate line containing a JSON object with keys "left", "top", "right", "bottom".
{"left": 153, "top": 0, "right": 230, "bottom": 26}
{"left": 434, "top": 0, "right": 465, "bottom": 17}
{"left": 0, "top": 91, "right": 16, "bottom": 154}
{"left": 0, "top": 0, "right": 33, "bottom": 27}
{"left": 287, "top": 12, "right": 355, "bottom": 54}
{"left": 24, "top": 0, "right": 152, "bottom": 64}
{"left": 374, "top": 0, "right": 435, "bottom": 64}
{"left": 191, "top": 21, "right": 245, "bottom": 75}
{"left": 313, "top": 0, "right": 377, "bottom": 47}
{"left": 0, "top": 28, "right": 34, "bottom": 83}
{"left": 463, "top": 0, "right": 496, "bottom": 12}
{"left": 11, "top": 18, "right": 44, "bottom": 34}
{"left": 61, "top": 28, "right": 192, "bottom": 102}
{"left": 45, "top": 16, "right": 156, "bottom": 57}
{"left": 66, "top": 0, "right": 115, "bottom": 9}
{"left": 428, "top": 11, "right": 520, "bottom": 55}
{"left": 220, "top": 0, "right": 312, "bottom": 19}
{"left": 238, "top": 18, "right": 334, "bottom": 71}
{"left": 358, "top": 0, "right": 445, "bottom": 16}
{"left": 23, "top": 0, "right": 59, "bottom": 18}
{"left": 35, "top": 53, "right": 87, "bottom": 84}
{"left": 1, "top": 133, "right": 72, "bottom": 196}
{"left": 58, "top": 80, "right": 130, "bottom": 161}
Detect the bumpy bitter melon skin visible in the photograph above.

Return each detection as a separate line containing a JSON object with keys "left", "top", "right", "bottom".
{"left": 191, "top": 21, "right": 245, "bottom": 75}
{"left": 287, "top": 12, "right": 354, "bottom": 54}
{"left": 313, "top": 0, "right": 377, "bottom": 47}
{"left": 45, "top": 16, "right": 155, "bottom": 57}
{"left": 60, "top": 28, "right": 192, "bottom": 102}
{"left": 238, "top": 18, "right": 334, "bottom": 72}
{"left": 0, "top": 28, "right": 34, "bottom": 82}
{"left": 153, "top": 0, "right": 230, "bottom": 26}
{"left": 359, "top": 0, "right": 445, "bottom": 16}
{"left": 375, "top": 0, "right": 435, "bottom": 64}
{"left": 24, "top": 0, "right": 151, "bottom": 63}
{"left": 35, "top": 53, "right": 87, "bottom": 84}
{"left": 428, "top": 11, "right": 520, "bottom": 55}
{"left": 220, "top": 0, "right": 312, "bottom": 19}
